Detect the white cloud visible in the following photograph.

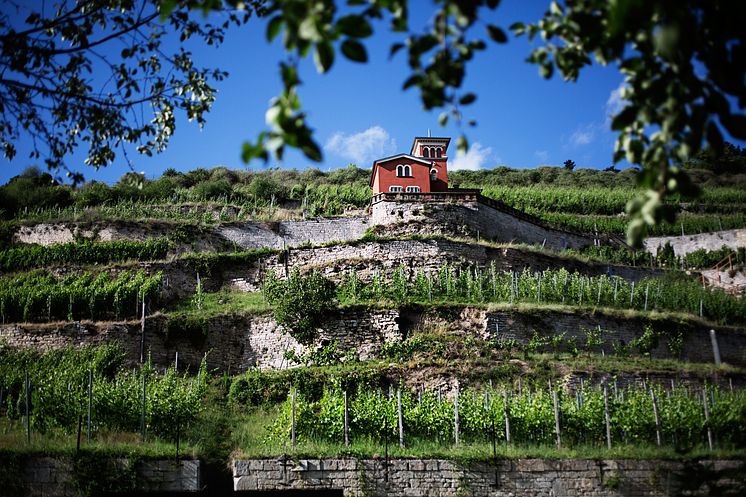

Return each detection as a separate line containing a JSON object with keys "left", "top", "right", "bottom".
{"left": 450, "top": 142, "right": 493, "bottom": 171}
{"left": 534, "top": 150, "right": 549, "bottom": 163}
{"left": 324, "top": 126, "right": 396, "bottom": 165}
{"left": 606, "top": 82, "right": 629, "bottom": 122}
{"left": 569, "top": 124, "right": 596, "bottom": 147}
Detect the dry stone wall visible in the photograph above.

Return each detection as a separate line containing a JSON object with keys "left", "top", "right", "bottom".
{"left": 645, "top": 228, "right": 746, "bottom": 256}
{"left": 233, "top": 457, "right": 745, "bottom": 497}
{"left": 17, "top": 457, "right": 200, "bottom": 497}
{"left": 2, "top": 306, "right": 744, "bottom": 373}
{"left": 371, "top": 198, "right": 593, "bottom": 250}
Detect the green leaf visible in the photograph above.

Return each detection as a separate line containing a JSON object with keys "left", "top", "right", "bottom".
{"left": 336, "top": 15, "right": 373, "bottom": 38}
{"left": 266, "top": 16, "right": 283, "bottom": 42}
{"left": 389, "top": 42, "right": 405, "bottom": 59}
{"left": 459, "top": 93, "right": 476, "bottom": 105}
{"left": 487, "top": 25, "right": 507, "bottom": 43}
{"left": 509, "top": 22, "right": 525, "bottom": 35}
{"left": 611, "top": 106, "right": 637, "bottom": 131}
{"left": 313, "top": 42, "right": 335, "bottom": 73}
{"left": 341, "top": 39, "right": 368, "bottom": 63}
{"left": 438, "top": 112, "right": 449, "bottom": 126}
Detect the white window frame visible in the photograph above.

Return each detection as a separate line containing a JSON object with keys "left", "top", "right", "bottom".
{"left": 389, "top": 185, "right": 403, "bottom": 192}
{"left": 406, "top": 186, "right": 421, "bottom": 193}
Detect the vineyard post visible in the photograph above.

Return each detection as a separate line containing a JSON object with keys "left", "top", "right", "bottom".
{"left": 597, "top": 279, "right": 602, "bottom": 305}
{"left": 427, "top": 272, "right": 432, "bottom": 302}
{"left": 703, "top": 388, "right": 713, "bottom": 450}
{"left": 397, "top": 388, "right": 404, "bottom": 449}
{"left": 613, "top": 278, "right": 618, "bottom": 305}
{"left": 699, "top": 299, "right": 703, "bottom": 318}
{"left": 630, "top": 281, "right": 635, "bottom": 307}
{"left": 87, "top": 370, "right": 92, "bottom": 443}
{"left": 603, "top": 385, "right": 612, "bottom": 450}
{"left": 491, "top": 264, "right": 496, "bottom": 298}
{"left": 141, "top": 374, "right": 147, "bottom": 442}
{"left": 139, "top": 297, "right": 146, "bottom": 364}
{"left": 503, "top": 390, "right": 511, "bottom": 446}
{"left": 537, "top": 274, "right": 541, "bottom": 303}
{"left": 454, "top": 384, "right": 460, "bottom": 447}
{"left": 579, "top": 278, "right": 584, "bottom": 306}
{"left": 344, "top": 391, "right": 349, "bottom": 447}
{"left": 709, "top": 330, "right": 721, "bottom": 366}
{"left": 291, "top": 387, "right": 296, "bottom": 449}
{"left": 552, "top": 390, "right": 561, "bottom": 449}
{"left": 25, "top": 371, "right": 30, "bottom": 444}
{"left": 352, "top": 270, "right": 356, "bottom": 303}
{"left": 650, "top": 390, "right": 661, "bottom": 447}
{"left": 484, "top": 390, "right": 489, "bottom": 411}
{"left": 644, "top": 285, "right": 649, "bottom": 311}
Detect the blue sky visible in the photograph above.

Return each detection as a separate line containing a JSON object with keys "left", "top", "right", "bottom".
{"left": 2, "top": 1, "right": 634, "bottom": 184}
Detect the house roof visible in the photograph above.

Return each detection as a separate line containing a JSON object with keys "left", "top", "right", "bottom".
{"left": 409, "top": 136, "right": 451, "bottom": 155}
{"left": 369, "top": 154, "right": 434, "bottom": 186}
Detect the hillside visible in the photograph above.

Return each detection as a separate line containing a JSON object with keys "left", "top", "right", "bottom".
{"left": 1, "top": 160, "right": 745, "bottom": 495}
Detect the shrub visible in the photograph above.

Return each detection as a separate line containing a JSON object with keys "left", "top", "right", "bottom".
{"left": 264, "top": 269, "right": 336, "bottom": 345}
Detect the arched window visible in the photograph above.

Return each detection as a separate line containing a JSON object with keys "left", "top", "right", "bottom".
{"left": 403, "top": 165, "right": 411, "bottom": 177}
{"left": 396, "top": 164, "right": 404, "bottom": 177}
{"left": 430, "top": 169, "right": 438, "bottom": 181}
{"left": 422, "top": 147, "right": 429, "bottom": 158}
{"left": 436, "top": 148, "right": 442, "bottom": 158}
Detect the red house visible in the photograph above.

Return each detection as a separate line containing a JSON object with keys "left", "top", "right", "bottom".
{"left": 370, "top": 136, "right": 450, "bottom": 194}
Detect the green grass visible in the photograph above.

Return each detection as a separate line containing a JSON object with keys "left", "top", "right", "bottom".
{"left": 0, "top": 420, "right": 196, "bottom": 459}
{"left": 165, "top": 289, "right": 270, "bottom": 317}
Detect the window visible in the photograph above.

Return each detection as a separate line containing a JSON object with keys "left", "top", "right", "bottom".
{"left": 430, "top": 169, "right": 438, "bottom": 181}
{"left": 396, "top": 164, "right": 404, "bottom": 176}
{"left": 403, "top": 165, "right": 411, "bottom": 177}
{"left": 396, "top": 164, "right": 411, "bottom": 177}
{"left": 406, "top": 186, "right": 421, "bottom": 193}
{"left": 422, "top": 147, "right": 430, "bottom": 158}
{"left": 436, "top": 148, "right": 442, "bottom": 158}
{"left": 389, "top": 185, "right": 403, "bottom": 192}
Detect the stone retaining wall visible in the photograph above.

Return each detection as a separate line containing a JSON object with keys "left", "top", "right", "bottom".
{"left": 645, "top": 228, "right": 746, "bottom": 257}
{"left": 1, "top": 306, "right": 743, "bottom": 374}
{"left": 232, "top": 457, "right": 745, "bottom": 497}
{"left": 16, "top": 457, "right": 200, "bottom": 496}
{"left": 371, "top": 198, "right": 593, "bottom": 250}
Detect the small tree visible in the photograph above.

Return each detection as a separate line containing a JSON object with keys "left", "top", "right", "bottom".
{"left": 264, "top": 269, "right": 336, "bottom": 345}
{"left": 563, "top": 159, "right": 576, "bottom": 171}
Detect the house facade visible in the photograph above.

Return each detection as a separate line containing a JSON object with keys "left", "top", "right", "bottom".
{"left": 370, "top": 136, "right": 450, "bottom": 194}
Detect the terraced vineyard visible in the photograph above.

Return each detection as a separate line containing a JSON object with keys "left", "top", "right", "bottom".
{"left": 1, "top": 162, "right": 745, "bottom": 481}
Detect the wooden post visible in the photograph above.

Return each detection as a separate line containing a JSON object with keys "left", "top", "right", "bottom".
{"left": 141, "top": 375, "right": 147, "bottom": 442}
{"left": 87, "top": 370, "right": 92, "bottom": 443}
{"left": 397, "top": 388, "right": 404, "bottom": 448}
{"left": 603, "top": 385, "right": 612, "bottom": 449}
{"left": 700, "top": 299, "right": 703, "bottom": 318}
{"left": 630, "top": 281, "right": 635, "bottom": 307}
{"left": 503, "top": 390, "right": 511, "bottom": 446}
{"left": 710, "top": 330, "right": 721, "bottom": 366}
{"left": 553, "top": 390, "right": 561, "bottom": 449}
{"left": 651, "top": 390, "right": 661, "bottom": 447}
{"left": 25, "top": 372, "right": 30, "bottom": 444}
{"left": 703, "top": 388, "right": 713, "bottom": 450}
{"left": 454, "top": 385, "right": 460, "bottom": 446}
{"left": 291, "top": 387, "right": 297, "bottom": 449}
{"left": 344, "top": 391, "right": 349, "bottom": 446}
{"left": 139, "top": 297, "right": 146, "bottom": 364}
{"left": 644, "top": 284, "right": 649, "bottom": 311}
{"left": 613, "top": 278, "right": 618, "bottom": 304}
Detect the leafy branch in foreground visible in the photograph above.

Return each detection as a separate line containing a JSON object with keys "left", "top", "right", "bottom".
{"left": 0, "top": 0, "right": 252, "bottom": 182}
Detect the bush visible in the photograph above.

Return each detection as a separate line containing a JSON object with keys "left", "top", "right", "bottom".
{"left": 264, "top": 269, "right": 336, "bottom": 345}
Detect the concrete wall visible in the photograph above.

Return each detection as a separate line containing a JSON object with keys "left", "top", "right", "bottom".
{"left": 233, "top": 458, "right": 745, "bottom": 497}
{"left": 1, "top": 306, "right": 743, "bottom": 374}
{"left": 16, "top": 457, "right": 200, "bottom": 497}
